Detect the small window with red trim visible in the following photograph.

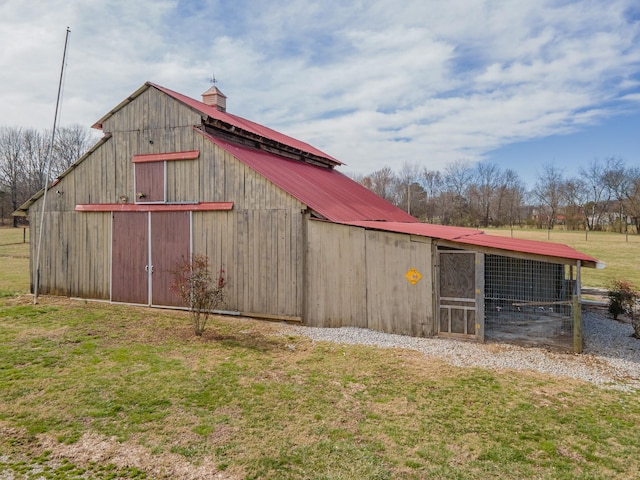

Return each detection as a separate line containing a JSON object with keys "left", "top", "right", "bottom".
{"left": 135, "top": 161, "right": 165, "bottom": 203}
{"left": 132, "top": 150, "right": 199, "bottom": 204}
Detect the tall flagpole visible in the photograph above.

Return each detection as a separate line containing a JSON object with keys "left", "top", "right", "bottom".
{"left": 34, "top": 27, "right": 70, "bottom": 304}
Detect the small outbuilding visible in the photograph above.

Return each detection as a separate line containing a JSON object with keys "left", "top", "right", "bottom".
{"left": 18, "top": 82, "right": 602, "bottom": 352}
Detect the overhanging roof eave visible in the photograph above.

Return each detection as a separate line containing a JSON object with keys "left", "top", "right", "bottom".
{"left": 434, "top": 238, "right": 599, "bottom": 268}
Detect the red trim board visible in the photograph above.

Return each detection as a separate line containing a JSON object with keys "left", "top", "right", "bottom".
{"left": 75, "top": 202, "right": 233, "bottom": 212}
{"left": 132, "top": 150, "right": 200, "bottom": 163}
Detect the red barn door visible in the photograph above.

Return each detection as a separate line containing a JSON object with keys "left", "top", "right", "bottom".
{"left": 112, "top": 212, "right": 149, "bottom": 304}
{"left": 150, "top": 211, "right": 190, "bottom": 307}
{"left": 111, "top": 211, "right": 190, "bottom": 307}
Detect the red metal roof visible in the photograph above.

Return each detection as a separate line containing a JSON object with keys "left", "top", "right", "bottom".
{"left": 150, "top": 83, "right": 342, "bottom": 165}
{"left": 454, "top": 233, "right": 600, "bottom": 265}
{"left": 344, "top": 221, "right": 484, "bottom": 240}
{"left": 199, "top": 131, "right": 417, "bottom": 223}
{"left": 342, "top": 220, "right": 600, "bottom": 266}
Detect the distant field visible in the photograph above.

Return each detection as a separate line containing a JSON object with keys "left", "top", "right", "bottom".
{"left": 0, "top": 226, "right": 30, "bottom": 296}
{"left": 485, "top": 228, "right": 640, "bottom": 290}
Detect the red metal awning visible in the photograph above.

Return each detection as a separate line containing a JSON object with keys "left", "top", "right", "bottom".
{"left": 340, "top": 220, "right": 601, "bottom": 267}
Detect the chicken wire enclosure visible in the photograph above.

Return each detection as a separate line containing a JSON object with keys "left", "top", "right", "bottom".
{"left": 484, "top": 254, "right": 578, "bottom": 351}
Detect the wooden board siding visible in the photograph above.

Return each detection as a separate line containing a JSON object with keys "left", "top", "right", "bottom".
{"left": 304, "top": 220, "right": 367, "bottom": 328}
{"left": 30, "top": 210, "right": 110, "bottom": 299}
{"left": 101, "top": 87, "right": 202, "bottom": 134}
{"left": 191, "top": 208, "right": 303, "bottom": 318}
{"left": 365, "top": 230, "right": 433, "bottom": 337}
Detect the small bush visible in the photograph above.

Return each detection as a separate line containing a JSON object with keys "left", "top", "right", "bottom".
{"left": 607, "top": 280, "right": 640, "bottom": 338}
{"left": 171, "top": 255, "right": 226, "bottom": 336}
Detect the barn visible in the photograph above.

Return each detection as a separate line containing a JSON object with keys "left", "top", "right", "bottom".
{"left": 17, "top": 82, "right": 602, "bottom": 352}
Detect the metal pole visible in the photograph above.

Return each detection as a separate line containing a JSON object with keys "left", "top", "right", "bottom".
{"left": 34, "top": 27, "right": 70, "bottom": 304}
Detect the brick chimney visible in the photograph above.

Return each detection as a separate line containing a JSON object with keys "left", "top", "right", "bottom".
{"left": 201, "top": 86, "right": 227, "bottom": 112}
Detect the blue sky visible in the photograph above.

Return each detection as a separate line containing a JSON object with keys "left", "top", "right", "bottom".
{"left": 1, "top": 0, "right": 639, "bottom": 188}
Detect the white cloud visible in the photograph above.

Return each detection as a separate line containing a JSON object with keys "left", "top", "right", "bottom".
{"left": 0, "top": 0, "right": 638, "bottom": 176}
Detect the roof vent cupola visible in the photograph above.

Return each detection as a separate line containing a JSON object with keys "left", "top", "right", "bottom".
{"left": 201, "top": 85, "right": 227, "bottom": 112}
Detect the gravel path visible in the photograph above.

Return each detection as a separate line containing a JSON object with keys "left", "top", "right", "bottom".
{"left": 289, "top": 309, "right": 640, "bottom": 391}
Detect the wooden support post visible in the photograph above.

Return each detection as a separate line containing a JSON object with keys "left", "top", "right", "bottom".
{"left": 573, "top": 295, "right": 582, "bottom": 354}
{"left": 573, "top": 260, "right": 582, "bottom": 354}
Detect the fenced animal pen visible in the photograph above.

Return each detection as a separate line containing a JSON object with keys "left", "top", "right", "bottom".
{"left": 484, "top": 254, "right": 578, "bottom": 351}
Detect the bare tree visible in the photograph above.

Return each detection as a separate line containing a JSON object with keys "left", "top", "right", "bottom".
{"left": 0, "top": 127, "right": 25, "bottom": 227}
{"left": 623, "top": 166, "right": 640, "bottom": 233}
{"left": 53, "top": 124, "right": 94, "bottom": 176}
{"left": 443, "top": 160, "right": 474, "bottom": 197}
{"left": 533, "top": 163, "right": 564, "bottom": 230}
{"left": 362, "top": 166, "right": 398, "bottom": 204}
{"left": 420, "top": 168, "right": 443, "bottom": 223}
{"left": 579, "top": 158, "right": 614, "bottom": 230}
{"left": 396, "top": 161, "right": 422, "bottom": 215}
{"left": 443, "top": 160, "right": 474, "bottom": 226}
{"left": 494, "top": 168, "right": 525, "bottom": 227}
{"left": 602, "top": 157, "right": 629, "bottom": 233}
{"left": 561, "top": 178, "right": 588, "bottom": 230}
{"left": 22, "top": 128, "right": 51, "bottom": 195}
{"left": 469, "top": 162, "right": 501, "bottom": 227}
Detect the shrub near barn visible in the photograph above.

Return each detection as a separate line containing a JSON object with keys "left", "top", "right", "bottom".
{"left": 608, "top": 280, "right": 640, "bottom": 338}
{"left": 171, "top": 255, "right": 226, "bottom": 336}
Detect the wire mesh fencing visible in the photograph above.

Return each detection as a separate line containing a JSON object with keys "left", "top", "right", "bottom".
{"left": 484, "top": 254, "right": 577, "bottom": 350}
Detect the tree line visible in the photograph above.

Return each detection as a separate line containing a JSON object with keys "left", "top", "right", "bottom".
{"left": 0, "top": 125, "right": 95, "bottom": 226}
{"left": 352, "top": 157, "right": 640, "bottom": 233}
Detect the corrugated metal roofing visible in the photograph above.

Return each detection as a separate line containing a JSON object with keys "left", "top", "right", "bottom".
{"left": 150, "top": 83, "right": 342, "bottom": 165}
{"left": 342, "top": 220, "right": 600, "bottom": 266}
{"left": 200, "top": 131, "right": 417, "bottom": 223}
{"left": 343, "top": 220, "right": 484, "bottom": 241}
{"left": 454, "top": 232, "right": 600, "bottom": 265}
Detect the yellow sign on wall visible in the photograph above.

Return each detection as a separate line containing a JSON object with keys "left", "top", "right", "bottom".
{"left": 405, "top": 268, "right": 422, "bottom": 285}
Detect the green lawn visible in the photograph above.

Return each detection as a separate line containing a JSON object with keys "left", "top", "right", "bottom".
{"left": 0, "top": 226, "right": 639, "bottom": 479}
{"left": 0, "top": 226, "right": 30, "bottom": 297}
{"left": 1, "top": 299, "right": 639, "bottom": 479}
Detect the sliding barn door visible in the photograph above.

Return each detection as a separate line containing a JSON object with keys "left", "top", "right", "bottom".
{"left": 438, "top": 249, "right": 484, "bottom": 341}
{"left": 112, "top": 212, "right": 149, "bottom": 304}
{"left": 150, "top": 211, "right": 190, "bottom": 307}
{"left": 111, "top": 211, "right": 190, "bottom": 307}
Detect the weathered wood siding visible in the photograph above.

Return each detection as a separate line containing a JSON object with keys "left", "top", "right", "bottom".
{"left": 365, "top": 231, "right": 433, "bottom": 337}
{"left": 192, "top": 208, "right": 304, "bottom": 318}
{"left": 101, "top": 87, "right": 203, "bottom": 134}
{"left": 29, "top": 210, "right": 110, "bottom": 299}
{"left": 305, "top": 221, "right": 434, "bottom": 336}
{"left": 304, "top": 220, "right": 367, "bottom": 328}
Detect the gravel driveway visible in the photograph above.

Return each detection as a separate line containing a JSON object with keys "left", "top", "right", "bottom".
{"left": 290, "top": 308, "right": 640, "bottom": 391}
